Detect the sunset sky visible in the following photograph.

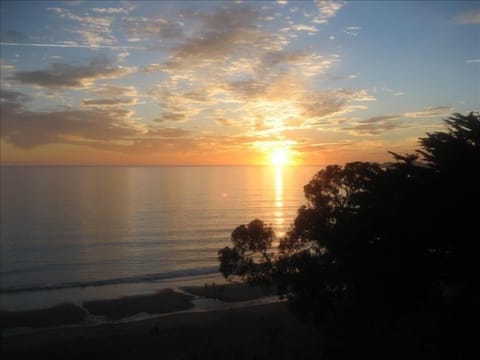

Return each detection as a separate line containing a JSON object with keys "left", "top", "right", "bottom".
{"left": 1, "top": 1, "right": 478, "bottom": 166}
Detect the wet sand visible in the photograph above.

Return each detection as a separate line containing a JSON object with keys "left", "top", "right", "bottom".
{"left": 83, "top": 288, "right": 193, "bottom": 319}
{"left": 181, "top": 281, "right": 277, "bottom": 302}
{"left": 1, "top": 284, "right": 324, "bottom": 360}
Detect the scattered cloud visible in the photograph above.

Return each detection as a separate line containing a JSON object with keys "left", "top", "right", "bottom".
{"left": 344, "top": 26, "right": 361, "bottom": 36}
{"left": 90, "top": 85, "right": 137, "bottom": 97}
{"left": 343, "top": 106, "right": 452, "bottom": 136}
{"left": 295, "top": 140, "right": 353, "bottom": 153}
{"left": 451, "top": 10, "right": 480, "bottom": 25}
{"left": 168, "top": 6, "right": 281, "bottom": 69}
{"left": 135, "top": 2, "right": 351, "bottom": 138}
{"left": 345, "top": 115, "right": 403, "bottom": 135}
{"left": 92, "top": 7, "right": 130, "bottom": 15}
{"left": 0, "top": 60, "right": 15, "bottom": 74}
{"left": 48, "top": 7, "right": 115, "bottom": 46}
{"left": 124, "top": 17, "right": 184, "bottom": 39}
{"left": 299, "top": 92, "right": 346, "bottom": 119}
{"left": 335, "top": 89, "right": 376, "bottom": 102}
{"left": 292, "top": 24, "right": 319, "bottom": 32}
{"left": 141, "top": 63, "right": 163, "bottom": 73}
{"left": 1, "top": 1, "right": 465, "bottom": 165}
{"left": 153, "top": 112, "right": 188, "bottom": 123}
{"left": 148, "top": 127, "right": 191, "bottom": 137}
{"left": 404, "top": 106, "right": 453, "bottom": 118}
{"left": 0, "top": 89, "right": 33, "bottom": 104}
{"left": 0, "top": 41, "right": 144, "bottom": 50}
{"left": 1, "top": 89, "right": 142, "bottom": 148}
{"left": 82, "top": 98, "right": 137, "bottom": 106}
{"left": 312, "top": 0, "right": 345, "bottom": 24}
{"left": 10, "top": 56, "right": 134, "bottom": 89}
{"left": 359, "top": 115, "right": 401, "bottom": 124}
{"left": 215, "top": 118, "right": 240, "bottom": 127}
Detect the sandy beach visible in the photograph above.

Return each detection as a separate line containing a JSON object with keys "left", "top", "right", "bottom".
{"left": 1, "top": 283, "right": 324, "bottom": 359}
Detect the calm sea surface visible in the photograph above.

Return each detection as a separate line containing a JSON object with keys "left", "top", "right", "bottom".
{"left": 0, "top": 166, "right": 318, "bottom": 310}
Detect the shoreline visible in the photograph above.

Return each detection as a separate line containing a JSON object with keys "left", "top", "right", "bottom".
{"left": 0, "top": 281, "right": 280, "bottom": 336}
{"left": 0, "top": 283, "right": 326, "bottom": 360}
{"left": 1, "top": 301, "right": 323, "bottom": 360}
{"left": 0, "top": 272, "right": 227, "bottom": 312}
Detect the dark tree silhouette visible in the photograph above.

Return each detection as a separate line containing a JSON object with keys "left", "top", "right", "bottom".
{"left": 418, "top": 112, "right": 480, "bottom": 171}
{"left": 218, "top": 219, "right": 275, "bottom": 285}
{"left": 218, "top": 112, "right": 479, "bottom": 358}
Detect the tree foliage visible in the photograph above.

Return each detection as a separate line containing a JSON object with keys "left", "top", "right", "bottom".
{"left": 218, "top": 219, "right": 274, "bottom": 285}
{"left": 218, "top": 112, "right": 479, "bottom": 356}
{"left": 418, "top": 112, "right": 480, "bottom": 171}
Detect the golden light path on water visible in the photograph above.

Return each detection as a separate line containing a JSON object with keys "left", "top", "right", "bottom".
{"left": 274, "top": 165, "right": 285, "bottom": 242}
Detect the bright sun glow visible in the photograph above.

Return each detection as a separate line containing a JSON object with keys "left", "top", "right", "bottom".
{"left": 271, "top": 149, "right": 290, "bottom": 166}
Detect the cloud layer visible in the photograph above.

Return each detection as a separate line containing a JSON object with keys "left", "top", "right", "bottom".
{"left": 1, "top": 0, "right": 467, "bottom": 165}
{"left": 10, "top": 56, "right": 133, "bottom": 89}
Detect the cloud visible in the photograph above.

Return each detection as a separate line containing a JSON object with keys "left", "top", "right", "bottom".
{"left": 451, "top": 10, "right": 480, "bottom": 25}
{"left": 1, "top": 89, "right": 142, "bottom": 148}
{"left": 157, "top": 5, "right": 288, "bottom": 75}
{"left": 49, "top": 7, "right": 111, "bottom": 27}
{"left": 215, "top": 118, "right": 240, "bottom": 127}
{"left": 148, "top": 127, "right": 191, "bottom": 137}
{"left": 10, "top": 56, "right": 134, "bottom": 89}
{"left": 153, "top": 112, "right": 188, "bottom": 123}
{"left": 0, "top": 60, "right": 15, "bottom": 74}
{"left": 90, "top": 85, "right": 137, "bottom": 97}
{"left": 123, "top": 3, "right": 372, "bottom": 146}
{"left": 465, "top": 59, "right": 480, "bottom": 64}
{"left": 48, "top": 7, "right": 115, "bottom": 46}
{"left": 147, "top": 83, "right": 212, "bottom": 124}
{"left": 359, "top": 115, "right": 401, "bottom": 123}
{"left": 345, "top": 115, "right": 403, "bottom": 135}
{"left": 139, "top": 2, "right": 346, "bottom": 134}
{"left": 343, "top": 107, "right": 452, "bottom": 136}
{"left": 82, "top": 98, "right": 137, "bottom": 106}
{"left": 312, "top": 0, "right": 345, "bottom": 24}
{"left": 334, "top": 89, "right": 376, "bottom": 102}
{"left": 299, "top": 91, "right": 347, "bottom": 119}
{"left": 344, "top": 26, "right": 361, "bottom": 36}
{"left": 295, "top": 140, "right": 353, "bottom": 153}
{"left": 292, "top": 24, "right": 319, "bottom": 32}
{"left": 173, "top": 8, "right": 260, "bottom": 58}
{"left": 404, "top": 106, "right": 453, "bottom": 118}
{"left": 141, "top": 63, "right": 164, "bottom": 73}
{"left": 92, "top": 7, "right": 129, "bottom": 14}
{"left": 0, "top": 89, "right": 33, "bottom": 104}
{"left": 124, "top": 17, "right": 184, "bottom": 39}
{"left": 0, "top": 41, "right": 144, "bottom": 50}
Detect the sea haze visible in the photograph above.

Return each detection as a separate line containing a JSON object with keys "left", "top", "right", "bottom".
{"left": 0, "top": 166, "right": 318, "bottom": 310}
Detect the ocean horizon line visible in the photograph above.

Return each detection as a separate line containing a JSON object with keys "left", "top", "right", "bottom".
{"left": 0, "top": 164, "right": 324, "bottom": 168}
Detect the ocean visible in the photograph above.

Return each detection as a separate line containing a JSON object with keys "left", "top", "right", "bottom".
{"left": 0, "top": 166, "right": 319, "bottom": 310}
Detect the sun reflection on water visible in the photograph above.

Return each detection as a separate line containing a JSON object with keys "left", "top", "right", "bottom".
{"left": 274, "top": 166, "right": 284, "bottom": 233}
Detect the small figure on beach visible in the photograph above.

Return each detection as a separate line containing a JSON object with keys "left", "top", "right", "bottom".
{"left": 149, "top": 325, "right": 159, "bottom": 336}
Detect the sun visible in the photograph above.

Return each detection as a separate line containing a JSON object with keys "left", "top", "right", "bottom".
{"left": 270, "top": 149, "right": 290, "bottom": 166}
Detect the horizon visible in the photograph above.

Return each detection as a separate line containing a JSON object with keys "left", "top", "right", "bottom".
{"left": 1, "top": 1, "right": 478, "bottom": 166}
